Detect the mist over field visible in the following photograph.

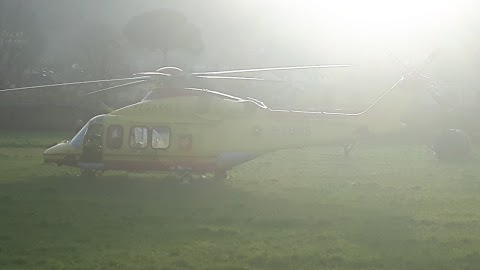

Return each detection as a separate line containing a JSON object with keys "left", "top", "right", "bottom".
{"left": 1, "top": 1, "right": 480, "bottom": 269}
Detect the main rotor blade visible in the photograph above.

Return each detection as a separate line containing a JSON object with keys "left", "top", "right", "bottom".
{"left": 134, "top": 72, "right": 171, "bottom": 77}
{"left": 185, "top": 87, "right": 244, "bottom": 101}
{"left": 0, "top": 76, "right": 151, "bottom": 92}
{"left": 82, "top": 80, "right": 147, "bottom": 96}
{"left": 195, "top": 75, "right": 285, "bottom": 82}
{"left": 193, "top": 65, "right": 351, "bottom": 75}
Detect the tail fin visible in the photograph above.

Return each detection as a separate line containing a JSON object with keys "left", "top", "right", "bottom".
{"left": 359, "top": 71, "right": 431, "bottom": 134}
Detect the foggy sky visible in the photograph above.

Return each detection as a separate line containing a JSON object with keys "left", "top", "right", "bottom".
{"left": 15, "top": 0, "right": 480, "bottom": 104}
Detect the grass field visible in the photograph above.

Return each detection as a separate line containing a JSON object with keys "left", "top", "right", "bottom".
{"left": 1, "top": 131, "right": 480, "bottom": 269}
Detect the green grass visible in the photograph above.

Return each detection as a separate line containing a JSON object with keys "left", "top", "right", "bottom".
{"left": 0, "top": 130, "right": 71, "bottom": 148}
{"left": 1, "top": 131, "right": 480, "bottom": 269}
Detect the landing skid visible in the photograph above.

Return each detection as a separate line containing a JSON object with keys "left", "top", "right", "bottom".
{"left": 177, "top": 170, "right": 229, "bottom": 184}
{"left": 214, "top": 170, "right": 229, "bottom": 181}
{"left": 79, "top": 169, "right": 104, "bottom": 178}
{"left": 77, "top": 168, "right": 229, "bottom": 183}
{"left": 180, "top": 173, "right": 194, "bottom": 184}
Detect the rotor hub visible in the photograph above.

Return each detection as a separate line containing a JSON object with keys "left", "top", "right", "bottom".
{"left": 156, "top": 66, "right": 187, "bottom": 78}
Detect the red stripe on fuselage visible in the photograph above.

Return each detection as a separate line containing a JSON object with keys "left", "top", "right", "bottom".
{"left": 104, "top": 160, "right": 217, "bottom": 173}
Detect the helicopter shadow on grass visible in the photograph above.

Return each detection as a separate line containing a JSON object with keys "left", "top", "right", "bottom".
{"left": 0, "top": 172, "right": 257, "bottom": 238}
{"left": 9, "top": 172, "right": 242, "bottom": 204}
{"left": 0, "top": 169, "right": 298, "bottom": 226}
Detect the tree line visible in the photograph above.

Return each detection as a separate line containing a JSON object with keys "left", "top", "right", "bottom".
{"left": 0, "top": 1, "right": 204, "bottom": 109}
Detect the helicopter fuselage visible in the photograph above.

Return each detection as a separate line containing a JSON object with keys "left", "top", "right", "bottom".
{"left": 43, "top": 81, "right": 416, "bottom": 174}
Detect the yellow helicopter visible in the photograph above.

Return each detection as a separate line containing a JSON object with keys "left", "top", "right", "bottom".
{"left": 1, "top": 65, "right": 434, "bottom": 179}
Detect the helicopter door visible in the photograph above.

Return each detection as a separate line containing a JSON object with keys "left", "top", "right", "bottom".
{"left": 80, "top": 123, "right": 104, "bottom": 163}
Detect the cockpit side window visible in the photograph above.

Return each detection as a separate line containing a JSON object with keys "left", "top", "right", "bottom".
{"left": 130, "top": 126, "right": 149, "bottom": 149}
{"left": 83, "top": 124, "right": 104, "bottom": 148}
{"left": 106, "top": 125, "right": 123, "bottom": 149}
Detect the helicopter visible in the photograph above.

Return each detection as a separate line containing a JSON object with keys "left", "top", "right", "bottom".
{"left": 0, "top": 65, "right": 444, "bottom": 180}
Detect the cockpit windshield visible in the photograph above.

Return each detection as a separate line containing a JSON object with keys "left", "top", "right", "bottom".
{"left": 70, "top": 124, "right": 88, "bottom": 148}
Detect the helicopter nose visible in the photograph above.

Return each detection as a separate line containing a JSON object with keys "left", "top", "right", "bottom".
{"left": 43, "top": 142, "right": 78, "bottom": 165}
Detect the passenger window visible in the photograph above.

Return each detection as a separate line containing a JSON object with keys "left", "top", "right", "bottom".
{"left": 106, "top": 125, "right": 123, "bottom": 149}
{"left": 152, "top": 127, "right": 170, "bottom": 149}
{"left": 130, "top": 127, "right": 148, "bottom": 149}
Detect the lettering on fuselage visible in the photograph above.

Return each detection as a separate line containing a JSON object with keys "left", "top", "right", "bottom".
{"left": 134, "top": 103, "right": 193, "bottom": 114}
